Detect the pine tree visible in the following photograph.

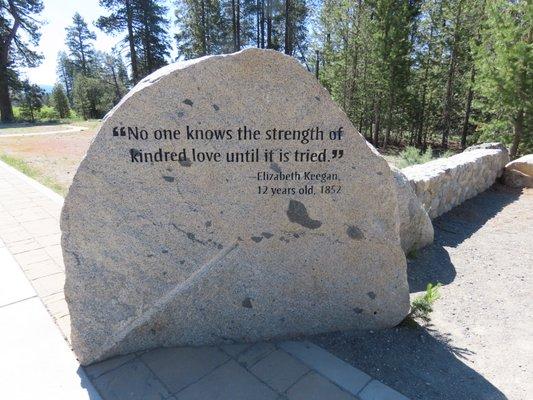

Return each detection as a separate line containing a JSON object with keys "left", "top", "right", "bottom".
{"left": 373, "top": 0, "right": 417, "bottom": 149}
{"left": 318, "top": 1, "right": 378, "bottom": 138}
{"left": 440, "top": 0, "right": 465, "bottom": 149}
{"left": 94, "top": 51, "right": 130, "bottom": 103}
{"left": 174, "top": 0, "right": 310, "bottom": 60}
{"left": 475, "top": 0, "right": 532, "bottom": 158}
{"left": 175, "top": 0, "right": 228, "bottom": 58}
{"left": 97, "top": 0, "right": 141, "bottom": 83}
{"left": 317, "top": 1, "right": 415, "bottom": 147}
{"left": 65, "top": 13, "right": 97, "bottom": 75}
{"left": 98, "top": 0, "right": 170, "bottom": 82}
{"left": 284, "top": 0, "right": 308, "bottom": 57}
{"left": 72, "top": 73, "right": 116, "bottom": 119}
{"left": 15, "top": 80, "right": 44, "bottom": 122}
{"left": 134, "top": 0, "right": 171, "bottom": 75}
{"left": 0, "top": 0, "right": 44, "bottom": 122}
{"left": 57, "top": 51, "right": 75, "bottom": 104}
{"left": 411, "top": 0, "right": 444, "bottom": 148}
{"left": 51, "top": 83, "right": 70, "bottom": 118}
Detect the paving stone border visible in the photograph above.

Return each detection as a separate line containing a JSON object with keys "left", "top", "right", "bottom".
{"left": 281, "top": 341, "right": 409, "bottom": 400}
{"left": 84, "top": 340, "right": 411, "bottom": 400}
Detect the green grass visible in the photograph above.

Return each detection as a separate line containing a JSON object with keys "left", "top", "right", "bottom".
{"left": 0, "top": 153, "right": 66, "bottom": 196}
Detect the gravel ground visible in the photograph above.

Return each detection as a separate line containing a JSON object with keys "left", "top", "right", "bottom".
{"left": 312, "top": 184, "right": 532, "bottom": 400}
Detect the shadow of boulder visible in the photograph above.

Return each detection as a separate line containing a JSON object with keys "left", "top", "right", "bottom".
{"left": 432, "top": 184, "right": 522, "bottom": 248}
{"left": 407, "top": 184, "right": 521, "bottom": 293}
{"left": 312, "top": 322, "right": 507, "bottom": 400}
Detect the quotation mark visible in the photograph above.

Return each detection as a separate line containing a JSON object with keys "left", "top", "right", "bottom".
{"left": 113, "top": 126, "right": 126, "bottom": 136}
{"left": 331, "top": 150, "right": 344, "bottom": 159}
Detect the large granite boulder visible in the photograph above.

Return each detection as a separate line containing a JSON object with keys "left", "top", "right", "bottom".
{"left": 505, "top": 154, "right": 533, "bottom": 176}
{"left": 391, "top": 167, "right": 434, "bottom": 254}
{"left": 503, "top": 155, "right": 533, "bottom": 188}
{"left": 61, "top": 49, "right": 409, "bottom": 365}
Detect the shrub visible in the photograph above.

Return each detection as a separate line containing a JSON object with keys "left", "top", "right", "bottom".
{"left": 12, "top": 106, "right": 22, "bottom": 121}
{"left": 409, "top": 283, "right": 442, "bottom": 322}
{"left": 67, "top": 109, "right": 83, "bottom": 121}
{"left": 398, "top": 146, "right": 433, "bottom": 168}
{"left": 38, "top": 106, "right": 60, "bottom": 121}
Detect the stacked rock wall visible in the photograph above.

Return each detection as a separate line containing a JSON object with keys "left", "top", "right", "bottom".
{"left": 402, "top": 148, "right": 509, "bottom": 219}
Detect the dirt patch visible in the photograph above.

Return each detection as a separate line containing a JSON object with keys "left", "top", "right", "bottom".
{"left": 313, "top": 184, "right": 532, "bottom": 400}
{"left": 0, "top": 127, "right": 98, "bottom": 193}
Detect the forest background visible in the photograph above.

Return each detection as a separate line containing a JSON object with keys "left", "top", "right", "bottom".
{"left": 0, "top": 0, "right": 530, "bottom": 157}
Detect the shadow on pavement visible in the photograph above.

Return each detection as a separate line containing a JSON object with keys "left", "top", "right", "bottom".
{"left": 77, "top": 367, "right": 104, "bottom": 400}
{"left": 407, "top": 184, "right": 521, "bottom": 293}
{"left": 312, "top": 321, "right": 507, "bottom": 400}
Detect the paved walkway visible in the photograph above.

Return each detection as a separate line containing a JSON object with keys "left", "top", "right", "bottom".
{"left": 0, "top": 124, "right": 87, "bottom": 138}
{"left": 0, "top": 159, "right": 410, "bottom": 400}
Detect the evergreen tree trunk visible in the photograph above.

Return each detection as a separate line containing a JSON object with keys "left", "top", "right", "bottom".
{"left": 60, "top": 64, "right": 72, "bottom": 104}
{"left": 266, "top": 0, "right": 273, "bottom": 48}
{"left": 260, "top": 0, "right": 265, "bottom": 48}
{"left": 236, "top": 0, "right": 240, "bottom": 50}
{"left": 417, "top": 20, "right": 435, "bottom": 147}
{"left": 144, "top": 27, "right": 153, "bottom": 72}
{"left": 125, "top": 0, "right": 140, "bottom": 83}
{"left": 384, "top": 90, "right": 393, "bottom": 150}
{"left": 461, "top": 67, "right": 475, "bottom": 149}
{"left": 255, "top": 0, "right": 261, "bottom": 47}
{"left": 78, "top": 31, "right": 87, "bottom": 74}
{"left": 417, "top": 85, "right": 427, "bottom": 147}
{"left": 315, "top": 50, "right": 319, "bottom": 79}
{"left": 0, "top": 8, "right": 19, "bottom": 123}
{"left": 441, "top": 0, "right": 463, "bottom": 149}
{"left": 232, "top": 0, "right": 237, "bottom": 51}
{"left": 510, "top": 108, "right": 523, "bottom": 159}
{"left": 341, "top": 37, "right": 348, "bottom": 111}
{"left": 141, "top": 5, "right": 153, "bottom": 73}
{"left": 284, "top": 0, "right": 291, "bottom": 55}
{"left": 441, "top": 50, "right": 456, "bottom": 149}
{"left": 200, "top": 0, "right": 207, "bottom": 55}
{"left": 0, "top": 64, "right": 14, "bottom": 122}
{"left": 110, "top": 64, "right": 121, "bottom": 102}
{"left": 372, "top": 99, "right": 381, "bottom": 146}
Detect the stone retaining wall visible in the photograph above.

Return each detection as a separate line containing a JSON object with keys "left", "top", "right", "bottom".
{"left": 402, "top": 147, "right": 509, "bottom": 219}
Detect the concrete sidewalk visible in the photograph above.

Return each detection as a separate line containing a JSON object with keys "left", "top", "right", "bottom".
{"left": 0, "top": 244, "right": 100, "bottom": 400}
{"left": 0, "top": 159, "right": 410, "bottom": 400}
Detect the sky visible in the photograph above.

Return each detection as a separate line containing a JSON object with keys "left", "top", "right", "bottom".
{"left": 21, "top": 0, "right": 175, "bottom": 87}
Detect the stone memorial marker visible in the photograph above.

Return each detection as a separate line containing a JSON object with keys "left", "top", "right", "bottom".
{"left": 61, "top": 49, "right": 409, "bottom": 365}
